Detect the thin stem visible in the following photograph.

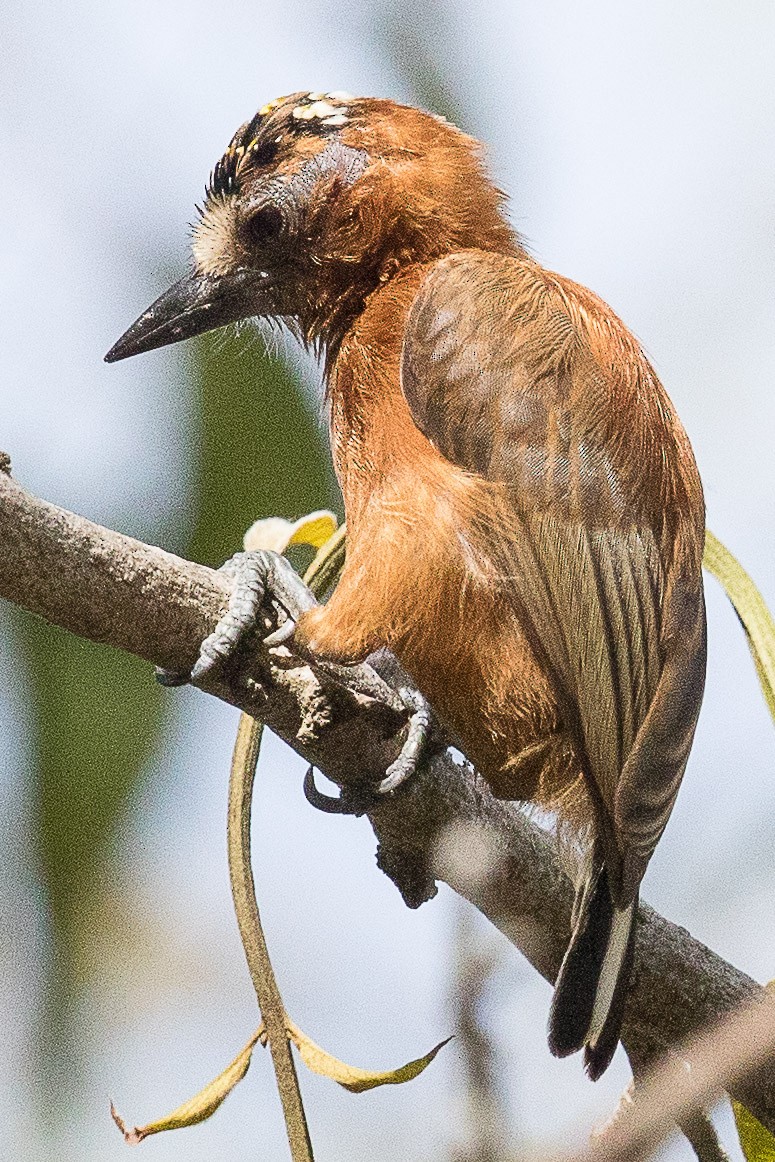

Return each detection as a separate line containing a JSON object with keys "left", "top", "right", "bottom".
{"left": 224, "top": 531, "right": 346, "bottom": 1162}
{"left": 227, "top": 714, "right": 314, "bottom": 1162}
{"left": 678, "top": 1110, "right": 731, "bottom": 1162}
{"left": 304, "top": 523, "right": 347, "bottom": 594}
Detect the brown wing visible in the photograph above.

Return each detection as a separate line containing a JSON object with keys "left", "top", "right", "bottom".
{"left": 400, "top": 250, "right": 706, "bottom": 901}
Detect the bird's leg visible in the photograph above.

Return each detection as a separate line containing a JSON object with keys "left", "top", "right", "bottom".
{"left": 157, "top": 551, "right": 389, "bottom": 702}
{"left": 303, "top": 684, "right": 435, "bottom": 816}
{"left": 156, "top": 550, "right": 437, "bottom": 801}
{"left": 155, "top": 550, "right": 316, "bottom": 687}
{"left": 378, "top": 686, "right": 434, "bottom": 792}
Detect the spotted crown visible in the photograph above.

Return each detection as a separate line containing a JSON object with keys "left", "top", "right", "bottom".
{"left": 207, "top": 91, "right": 354, "bottom": 200}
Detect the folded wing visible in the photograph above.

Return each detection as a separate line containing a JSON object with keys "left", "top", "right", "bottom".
{"left": 401, "top": 250, "right": 706, "bottom": 900}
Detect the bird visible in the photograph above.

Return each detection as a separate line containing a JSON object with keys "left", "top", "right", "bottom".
{"left": 105, "top": 91, "right": 707, "bottom": 1078}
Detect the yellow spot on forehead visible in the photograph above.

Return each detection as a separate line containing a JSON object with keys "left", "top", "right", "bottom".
{"left": 259, "top": 96, "right": 288, "bottom": 116}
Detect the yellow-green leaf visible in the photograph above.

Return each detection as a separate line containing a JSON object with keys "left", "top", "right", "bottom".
{"left": 110, "top": 1027, "right": 265, "bottom": 1144}
{"left": 243, "top": 510, "right": 338, "bottom": 554}
{"left": 733, "top": 1101, "right": 775, "bottom": 1161}
{"left": 110, "top": 1014, "right": 449, "bottom": 1144}
{"left": 703, "top": 530, "right": 775, "bottom": 723}
{"left": 285, "top": 1017, "right": 451, "bottom": 1093}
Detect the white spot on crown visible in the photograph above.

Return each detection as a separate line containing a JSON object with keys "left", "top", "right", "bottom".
{"left": 293, "top": 91, "right": 353, "bottom": 124}
{"left": 293, "top": 100, "right": 348, "bottom": 122}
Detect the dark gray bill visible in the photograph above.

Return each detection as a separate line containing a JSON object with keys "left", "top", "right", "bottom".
{"left": 104, "top": 267, "right": 268, "bottom": 363}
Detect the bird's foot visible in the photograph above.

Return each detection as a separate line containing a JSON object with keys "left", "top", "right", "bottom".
{"left": 156, "top": 551, "right": 437, "bottom": 809}
{"left": 303, "top": 685, "right": 434, "bottom": 816}
{"left": 155, "top": 549, "right": 316, "bottom": 687}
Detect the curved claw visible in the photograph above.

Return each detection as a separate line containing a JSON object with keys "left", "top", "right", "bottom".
{"left": 302, "top": 766, "right": 364, "bottom": 816}
{"left": 303, "top": 686, "right": 434, "bottom": 818}
{"left": 376, "top": 687, "right": 433, "bottom": 795}
{"left": 264, "top": 617, "right": 297, "bottom": 648}
{"left": 158, "top": 549, "right": 316, "bottom": 688}
{"left": 190, "top": 552, "right": 271, "bottom": 681}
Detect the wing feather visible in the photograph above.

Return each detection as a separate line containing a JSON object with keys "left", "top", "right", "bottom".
{"left": 401, "top": 250, "right": 705, "bottom": 897}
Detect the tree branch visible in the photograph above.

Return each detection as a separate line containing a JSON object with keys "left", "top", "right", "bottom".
{"left": 559, "top": 990, "right": 775, "bottom": 1161}
{"left": 2, "top": 462, "right": 773, "bottom": 1140}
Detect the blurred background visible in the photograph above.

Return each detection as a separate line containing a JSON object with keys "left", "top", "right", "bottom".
{"left": 1, "top": 1, "right": 774, "bottom": 1158}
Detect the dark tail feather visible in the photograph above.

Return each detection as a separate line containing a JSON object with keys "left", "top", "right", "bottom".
{"left": 584, "top": 896, "right": 637, "bottom": 1081}
{"left": 547, "top": 862, "right": 637, "bottom": 1080}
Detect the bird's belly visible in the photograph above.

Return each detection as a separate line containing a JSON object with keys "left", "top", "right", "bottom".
{"left": 339, "top": 459, "right": 582, "bottom": 803}
{"left": 393, "top": 590, "right": 577, "bottom": 804}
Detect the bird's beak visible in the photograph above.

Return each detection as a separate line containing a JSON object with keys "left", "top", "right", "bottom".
{"left": 104, "top": 267, "right": 269, "bottom": 363}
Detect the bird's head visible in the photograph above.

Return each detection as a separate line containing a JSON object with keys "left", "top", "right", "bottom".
{"left": 105, "top": 91, "right": 517, "bottom": 364}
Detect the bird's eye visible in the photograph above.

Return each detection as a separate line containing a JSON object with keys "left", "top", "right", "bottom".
{"left": 245, "top": 206, "right": 283, "bottom": 246}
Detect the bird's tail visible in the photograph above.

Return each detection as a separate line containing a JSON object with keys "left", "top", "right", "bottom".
{"left": 547, "top": 859, "right": 637, "bottom": 1080}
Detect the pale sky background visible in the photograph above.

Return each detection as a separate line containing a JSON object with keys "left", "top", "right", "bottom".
{"left": 1, "top": 2, "right": 774, "bottom": 1159}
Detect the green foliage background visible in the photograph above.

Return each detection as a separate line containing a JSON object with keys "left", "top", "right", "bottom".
{"left": 15, "top": 334, "right": 339, "bottom": 1098}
